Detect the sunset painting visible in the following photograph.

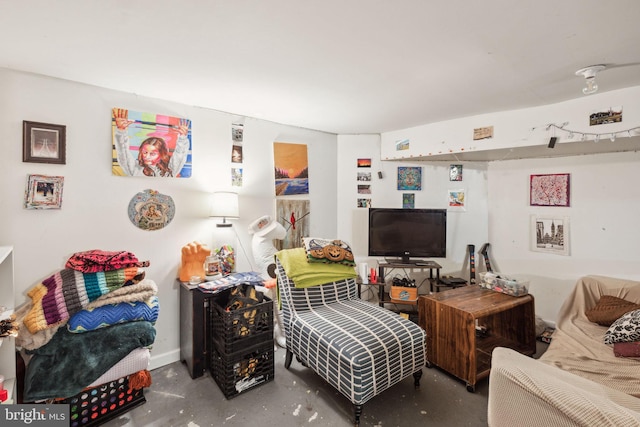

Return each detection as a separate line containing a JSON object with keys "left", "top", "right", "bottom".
{"left": 273, "top": 142, "right": 309, "bottom": 195}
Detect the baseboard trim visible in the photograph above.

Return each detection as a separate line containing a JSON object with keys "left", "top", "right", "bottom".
{"left": 149, "top": 349, "right": 181, "bottom": 371}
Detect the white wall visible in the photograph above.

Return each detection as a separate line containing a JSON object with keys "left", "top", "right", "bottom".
{"left": 380, "top": 85, "right": 640, "bottom": 326}
{"left": 488, "top": 151, "right": 640, "bottom": 323}
{"left": 337, "top": 134, "right": 489, "bottom": 290}
{"left": 0, "top": 69, "right": 338, "bottom": 369}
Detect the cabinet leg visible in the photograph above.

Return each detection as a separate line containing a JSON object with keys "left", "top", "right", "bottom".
{"left": 466, "top": 382, "right": 475, "bottom": 393}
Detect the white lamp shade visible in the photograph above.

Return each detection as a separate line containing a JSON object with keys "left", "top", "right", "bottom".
{"left": 210, "top": 192, "right": 239, "bottom": 219}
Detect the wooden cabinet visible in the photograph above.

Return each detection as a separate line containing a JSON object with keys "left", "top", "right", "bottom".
{"left": 418, "top": 285, "right": 535, "bottom": 392}
{"left": 0, "top": 246, "right": 15, "bottom": 403}
{"left": 179, "top": 281, "right": 214, "bottom": 379}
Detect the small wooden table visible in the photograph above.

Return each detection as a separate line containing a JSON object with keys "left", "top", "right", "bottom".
{"left": 418, "top": 285, "right": 535, "bottom": 392}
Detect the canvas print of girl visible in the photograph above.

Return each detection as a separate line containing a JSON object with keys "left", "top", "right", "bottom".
{"left": 112, "top": 108, "right": 192, "bottom": 178}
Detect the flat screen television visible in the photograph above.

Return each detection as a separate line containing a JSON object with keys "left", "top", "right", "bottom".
{"left": 368, "top": 208, "right": 447, "bottom": 263}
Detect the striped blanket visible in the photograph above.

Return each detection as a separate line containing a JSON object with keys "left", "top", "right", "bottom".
{"left": 24, "top": 267, "right": 140, "bottom": 334}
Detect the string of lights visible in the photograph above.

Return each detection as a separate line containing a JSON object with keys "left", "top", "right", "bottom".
{"left": 544, "top": 122, "right": 640, "bottom": 143}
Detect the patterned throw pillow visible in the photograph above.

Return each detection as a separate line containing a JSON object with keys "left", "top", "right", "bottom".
{"left": 303, "top": 237, "right": 356, "bottom": 267}
{"left": 604, "top": 309, "right": 640, "bottom": 345}
{"left": 585, "top": 295, "right": 640, "bottom": 326}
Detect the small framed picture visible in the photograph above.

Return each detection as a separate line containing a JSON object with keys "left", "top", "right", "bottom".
{"left": 402, "top": 193, "right": 415, "bottom": 209}
{"left": 530, "top": 215, "right": 570, "bottom": 256}
{"left": 448, "top": 189, "right": 466, "bottom": 211}
{"left": 24, "top": 174, "right": 64, "bottom": 209}
{"left": 23, "top": 121, "right": 66, "bottom": 164}
{"left": 449, "top": 164, "right": 463, "bottom": 181}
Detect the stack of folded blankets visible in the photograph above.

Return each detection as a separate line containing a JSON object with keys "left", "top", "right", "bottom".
{"left": 14, "top": 250, "right": 159, "bottom": 403}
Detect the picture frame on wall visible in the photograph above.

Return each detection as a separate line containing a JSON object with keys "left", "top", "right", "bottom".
{"left": 530, "top": 173, "right": 570, "bottom": 207}
{"left": 24, "top": 174, "right": 64, "bottom": 209}
{"left": 402, "top": 193, "right": 415, "bottom": 209}
{"left": 397, "top": 166, "right": 422, "bottom": 190}
{"left": 448, "top": 189, "right": 466, "bottom": 211}
{"left": 23, "top": 121, "right": 66, "bottom": 164}
{"left": 530, "top": 215, "right": 570, "bottom": 256}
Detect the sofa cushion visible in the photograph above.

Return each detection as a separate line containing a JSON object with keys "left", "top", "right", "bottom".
{"left": 302, "top": 237, "right": 356, "bottom": 267}
{"left": 613, "top": 341, "right": 640, "bottom": 358}
{"left": 585, "top": 295, "right": 640, "bottom": 326}
{"left": 604, "top": 309, "right": 640, "bottom": 344}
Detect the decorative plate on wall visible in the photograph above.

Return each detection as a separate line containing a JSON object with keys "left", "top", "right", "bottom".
{"left": 128, "top": 189, "right": 175, "bottom": 231}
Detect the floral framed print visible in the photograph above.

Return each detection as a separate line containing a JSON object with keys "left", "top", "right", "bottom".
{"left": 24, "top": 174, "right": 64, "bottom": 209}
{"left": 530, "top": 215, "right": 570, "bottom": 256}
{"left": 23, "top": 121, "right": 66, "bottom": 164}
{"left": 530, "top": 173, "right": 570, "bottom": 207}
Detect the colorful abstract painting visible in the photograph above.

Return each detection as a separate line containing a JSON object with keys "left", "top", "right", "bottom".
{"left": 112, "top": 108, "right": 192, "bottom": 178}
{"left": 402, "top": 193, "right": 415, "bottom": 209}
{"left": 530, "top": 173, "right": 570, "bottom": 207}
{"left": 397, "top": 166, "right": 422, "bottom": 190}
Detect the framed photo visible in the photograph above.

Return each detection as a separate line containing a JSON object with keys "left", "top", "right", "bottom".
{"left": 530, "top": 173, "right": 570, "bottom": 207}
{"left": 24, "top": 174, "right": 64, "bottom": 209}
{"left": 23, "top": 121, "right": 66, "bottom": 164}
{"left": 530, "top": 215, "right": 570, "bottom": 256}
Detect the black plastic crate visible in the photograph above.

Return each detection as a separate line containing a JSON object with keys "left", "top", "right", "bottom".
{"left": 209, "top": 285, "right": 273, "bottom": 354}
{"left": 61, "top": 375, "right": 146, "bottom": 427}
{"left": 210, "top": 341, "right": 274, "bottom": 399}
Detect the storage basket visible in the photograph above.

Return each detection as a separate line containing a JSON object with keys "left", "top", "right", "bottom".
{"left": 479, "top": 272, "right": 529, "bottom": 297}
{"left": 62, "top": 375, "right": 146, "bottom": 427}
{"left": 390, "top": 285, "right": 418, "bottom": 303}
{"left": 209, "top": 286, "right": 273, "bottom": 354}
{"left": 210, "top": 341, "right": 274, "bottom": 399}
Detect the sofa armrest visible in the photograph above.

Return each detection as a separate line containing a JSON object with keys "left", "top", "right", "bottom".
{"left": 488, "top": 347, "right": 640, "bottom": 427}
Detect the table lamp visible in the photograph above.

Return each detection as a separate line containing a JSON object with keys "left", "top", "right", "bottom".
{"left": 210, "top": 191, "right": 239, "bottom": 227}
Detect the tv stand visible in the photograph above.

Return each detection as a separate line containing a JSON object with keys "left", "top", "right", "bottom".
{"left": 374, "top": 261, "right": 443, "bottom": 304}
{"left": 382, "top": 259, "right": 440, "bottom": 268}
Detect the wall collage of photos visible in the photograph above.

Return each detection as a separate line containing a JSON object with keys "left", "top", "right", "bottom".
{"left": 355, "top": 158, "right": 466, "bottom": 210}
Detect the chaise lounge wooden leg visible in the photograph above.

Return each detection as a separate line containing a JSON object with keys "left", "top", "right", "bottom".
{"left": 413, "top": 369, "right": 422, "bottom": 389}
{"left": 353, "top": 403, "right": 362, "bottom": 427}
{"left": 285, "top": 349, "right": 293, "bottom": 369}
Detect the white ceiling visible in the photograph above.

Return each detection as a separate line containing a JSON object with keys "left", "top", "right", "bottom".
{"left": 2, "top": 1, "right": 640, "bottom": 135}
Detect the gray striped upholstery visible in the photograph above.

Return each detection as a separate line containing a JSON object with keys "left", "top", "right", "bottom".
{"left": 276, "top": 257, "right": 426, "bottom": 405}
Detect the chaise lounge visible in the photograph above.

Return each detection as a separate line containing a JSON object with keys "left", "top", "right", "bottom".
{"left": 273, "top": 247, "right": 426, "bottom": 426}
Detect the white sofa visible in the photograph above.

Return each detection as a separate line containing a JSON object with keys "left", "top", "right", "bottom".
{"left": 488, "top": 275, "right": 640, "bottom": 427}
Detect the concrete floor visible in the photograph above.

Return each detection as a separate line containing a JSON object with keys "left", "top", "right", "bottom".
{"left": 101, "top": 341, "right": 548, "bottom": 427}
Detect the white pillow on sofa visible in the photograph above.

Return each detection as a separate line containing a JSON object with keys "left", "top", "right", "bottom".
{"left": 604, "top": 309, "right": 640, "bottom": 344}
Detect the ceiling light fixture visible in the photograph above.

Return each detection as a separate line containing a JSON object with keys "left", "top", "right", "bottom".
{"left": 575, "top": 64, "right": 606, "bottom": 95}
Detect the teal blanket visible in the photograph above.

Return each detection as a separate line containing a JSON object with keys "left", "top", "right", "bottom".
{"left": 24, "top": 320, "right": 156, "bottom": 401}
{"left": 275, "top": 248, "right": 356, "bottom": 288}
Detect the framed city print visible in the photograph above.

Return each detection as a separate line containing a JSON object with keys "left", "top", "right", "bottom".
{"left": 23, "top": 121, "right": 66, "bottom": 164}
{"left": 530, "top": 215, "right": 570, "bottom": 255}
